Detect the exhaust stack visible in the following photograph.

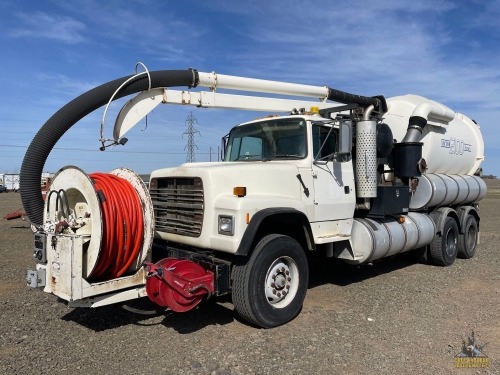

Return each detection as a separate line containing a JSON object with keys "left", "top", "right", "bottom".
{"left": 355, "top": 106, "right": 378, "bottom": 198}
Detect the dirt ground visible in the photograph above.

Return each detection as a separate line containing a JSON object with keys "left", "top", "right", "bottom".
{"left": 0, "top": 182, "right": 499, "bottom": 375}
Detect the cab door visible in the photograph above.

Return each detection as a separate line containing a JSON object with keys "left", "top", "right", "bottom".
{"left": 310, "top": 123, "right": 355, "bottom": 223}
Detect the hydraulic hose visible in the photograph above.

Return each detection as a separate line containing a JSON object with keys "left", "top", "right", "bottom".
{"left": 89, "top": 173, "right": 144, "bottom": 280}
{"left": 20, "top": 69, "right": 199, "bottom": 226}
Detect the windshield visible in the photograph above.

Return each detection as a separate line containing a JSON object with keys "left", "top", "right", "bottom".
{"left": 225, "top": 118, "right": 307, "bottom": 161}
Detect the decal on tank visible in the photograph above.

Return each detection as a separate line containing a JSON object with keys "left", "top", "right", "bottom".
{"left": 440, "top": 138, "right": 472, "bottom": 155}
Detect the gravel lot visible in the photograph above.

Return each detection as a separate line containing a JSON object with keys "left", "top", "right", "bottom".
{"left": 1, "top": 182, "right": 499, "bottom": 375}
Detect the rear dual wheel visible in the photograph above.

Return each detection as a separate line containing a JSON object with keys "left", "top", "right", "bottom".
{"left": 419, "top": 214, "right": 479, "bottom": 266}
{"left": 232, "top": 234, "right": 309, "bottom": 328}
{"left": 458, "top": 214, "right": 478, "bottom": 259}
{"left": 429, "top": 217, "right": 459, "bottom": 267}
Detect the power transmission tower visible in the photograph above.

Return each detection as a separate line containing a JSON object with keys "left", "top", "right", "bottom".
{"left": 183, "top": 111, "right": 200, "bottom": 162}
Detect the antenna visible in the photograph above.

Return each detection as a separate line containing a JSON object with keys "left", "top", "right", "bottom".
{"left": 183, "top": 111, "right": 200, "bottom": 162}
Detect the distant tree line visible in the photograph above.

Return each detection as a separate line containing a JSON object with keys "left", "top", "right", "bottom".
{"left": 482, "top": 174, "right": 497, "bottom": 179}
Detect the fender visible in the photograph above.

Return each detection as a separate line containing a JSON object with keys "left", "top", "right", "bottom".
{"left": 457, "top": 205, "right": 480, "bottom": 234}
{"left": 429, "top": 207, "right": 459, "bottom": 236}
{"left": 235, "top": 207, "right": 314, "bottom": 256}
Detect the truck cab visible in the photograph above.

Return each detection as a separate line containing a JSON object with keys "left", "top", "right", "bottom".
{"left": 149, "top": 114, "right": 355, "bottom": 257}
{"left": 226, "top": 114, "right": 356, "bottom": 227}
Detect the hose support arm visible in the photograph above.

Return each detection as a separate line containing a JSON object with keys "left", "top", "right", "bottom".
{"left": 20, "top": 69, "right": 199, "bottom": 226}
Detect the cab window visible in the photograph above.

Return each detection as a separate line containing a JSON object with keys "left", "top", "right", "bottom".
{"left": 312, "top": 124, "right": 338, "bottom": 161}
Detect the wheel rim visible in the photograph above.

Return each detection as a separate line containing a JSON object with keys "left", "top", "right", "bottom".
{"left": 445, "top": 227, "right": 457, "bottom": 256}
{"left": 264, "top": 256, "right": 299, "bottom": 308}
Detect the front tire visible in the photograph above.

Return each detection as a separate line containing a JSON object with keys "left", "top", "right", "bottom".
{"left": 429, "top": 216, "right": 459, "bottom": 266}
{"left": 458, "top": 215, "right": 478, "bottom": 259}
{"left": 232, "top": 234, "right": 309, "bottom": 328}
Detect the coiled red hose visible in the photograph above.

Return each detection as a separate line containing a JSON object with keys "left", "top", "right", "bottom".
{"left": 89, "top": 173, "right": 144, "bottom": 280}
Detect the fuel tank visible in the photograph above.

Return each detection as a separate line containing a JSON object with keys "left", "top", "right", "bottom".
{"left": 340, "top": 212, "right": 436, "bottom": 265}
{"left": 385, "top": 95, "right": 484, "bottom": 175}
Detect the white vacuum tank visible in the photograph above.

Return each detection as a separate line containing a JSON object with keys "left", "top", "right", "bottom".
{"left": 384, "top": 95, "right": 484, "bottom": 175}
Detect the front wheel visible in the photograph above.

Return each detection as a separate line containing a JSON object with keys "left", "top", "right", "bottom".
{"left": 232, "top": 234, "right": 309, "bottom": 328}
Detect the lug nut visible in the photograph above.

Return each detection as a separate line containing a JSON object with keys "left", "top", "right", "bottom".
{"left": 287, "top": 277, "right": 291, "bottom": 282}
{"left": 271, "top": 283, "right": 275, "bottom": 288}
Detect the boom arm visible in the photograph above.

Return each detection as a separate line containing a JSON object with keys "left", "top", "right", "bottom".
{"left": 113, "top": 70, "right": 384, "bottom": 141}
{"left": 113, "top": 88, "right": 338, "bottom": 141}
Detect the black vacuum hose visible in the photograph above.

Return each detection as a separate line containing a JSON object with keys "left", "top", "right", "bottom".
{"left": 20, "top": 69, "right": 198, "bottom": 226}
{"left": 327, "top": 88, "right": 387, "bottom": 113}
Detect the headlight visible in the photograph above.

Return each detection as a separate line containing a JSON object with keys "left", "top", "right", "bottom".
{"left": 218, "top": 215, "right": 234, "bottom": 236}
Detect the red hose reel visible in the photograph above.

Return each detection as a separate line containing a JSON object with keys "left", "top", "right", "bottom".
{"left": 43, "top": 166, "right": 154, "bottom": 281}
{"left": 144, "top": 258, "right": 215, "bottom": 312}
{"left": 89, "top": 172, "right": 144, "bottom": 280}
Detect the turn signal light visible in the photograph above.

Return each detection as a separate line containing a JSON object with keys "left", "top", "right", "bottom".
{"left": 233, "top": 186, "right": 247, "bottom": 197}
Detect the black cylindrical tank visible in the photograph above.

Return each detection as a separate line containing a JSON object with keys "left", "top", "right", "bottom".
{"left": 393, "top": 142, "right": 423, "bottom": 177}
{"left": 376, "top": 123, "right": 393, "bottom": 158}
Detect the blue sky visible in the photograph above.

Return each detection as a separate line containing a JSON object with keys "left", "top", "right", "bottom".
{"left": 1, "top": 0, "right": 499, "bottom": 176}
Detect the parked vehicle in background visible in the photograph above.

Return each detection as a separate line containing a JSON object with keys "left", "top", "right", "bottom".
{"left": 3, "top": 174, "right": 20, "bottom": 192}
{"left": 0, "top": 185, "right": 6, "bottom": 193}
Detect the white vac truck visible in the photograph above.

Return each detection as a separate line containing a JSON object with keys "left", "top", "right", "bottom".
{"left": 23, "top": 69, "right": 486, "bottom": 328}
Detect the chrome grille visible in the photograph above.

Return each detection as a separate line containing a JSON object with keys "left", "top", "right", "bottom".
{"left": 150, "top": 177, "right": 204, "bottom": 237}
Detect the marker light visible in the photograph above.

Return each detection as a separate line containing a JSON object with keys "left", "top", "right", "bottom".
{"left": 233, "top": 186, "right": 247, "bottom": 197}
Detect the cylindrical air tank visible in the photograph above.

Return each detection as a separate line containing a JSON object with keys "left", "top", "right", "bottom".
{"left": 409, "top": 174, "right": 487, "bottom": 210}
{"left": 384, "top": 95, "right": 484, "bottom": 175}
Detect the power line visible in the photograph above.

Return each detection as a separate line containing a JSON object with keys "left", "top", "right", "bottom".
{"left": 183, "top": 111, "right": 200, "bottom": 162}
{"left": 0, "top": 144, "right": 214, "bottom": 155}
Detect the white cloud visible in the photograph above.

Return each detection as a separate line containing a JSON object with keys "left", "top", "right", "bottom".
{"left": 208, "top": 1, "right": 500, "bottom": 107}
{"left": 9, "top": 11, "right": 86, "bottom": 44}
{"left": 35, "top": 72, "right": 99, "bottom": 97}
{"left": 55, "top": 0, "right": 203, "bottom": 52}
{"left": 470, "top": 1, "right": 500, "bottom": 29}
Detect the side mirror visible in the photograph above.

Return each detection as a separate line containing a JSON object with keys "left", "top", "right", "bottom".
{"left": 220, "top": 133, "right": 229, "bottom": 161}
{"left": 337, "top": 120, "right": 352, "bottom": 162}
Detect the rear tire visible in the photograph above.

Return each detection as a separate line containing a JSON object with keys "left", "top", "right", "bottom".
{"left": 232, "top": 234, "right": 309, "bottom": 328}
{"left": 429, "top": 217, "right": 459, "bottom": 267}
{"left": 458, "top": 215, "right": 478, "bottom": 259}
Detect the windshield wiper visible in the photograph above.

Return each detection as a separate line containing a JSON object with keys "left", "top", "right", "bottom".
{"left": 235, "top": 154, "right": 260, "bottom": 161}
{"left": 264, "top": 154, "right": 303, "bottom": 162}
